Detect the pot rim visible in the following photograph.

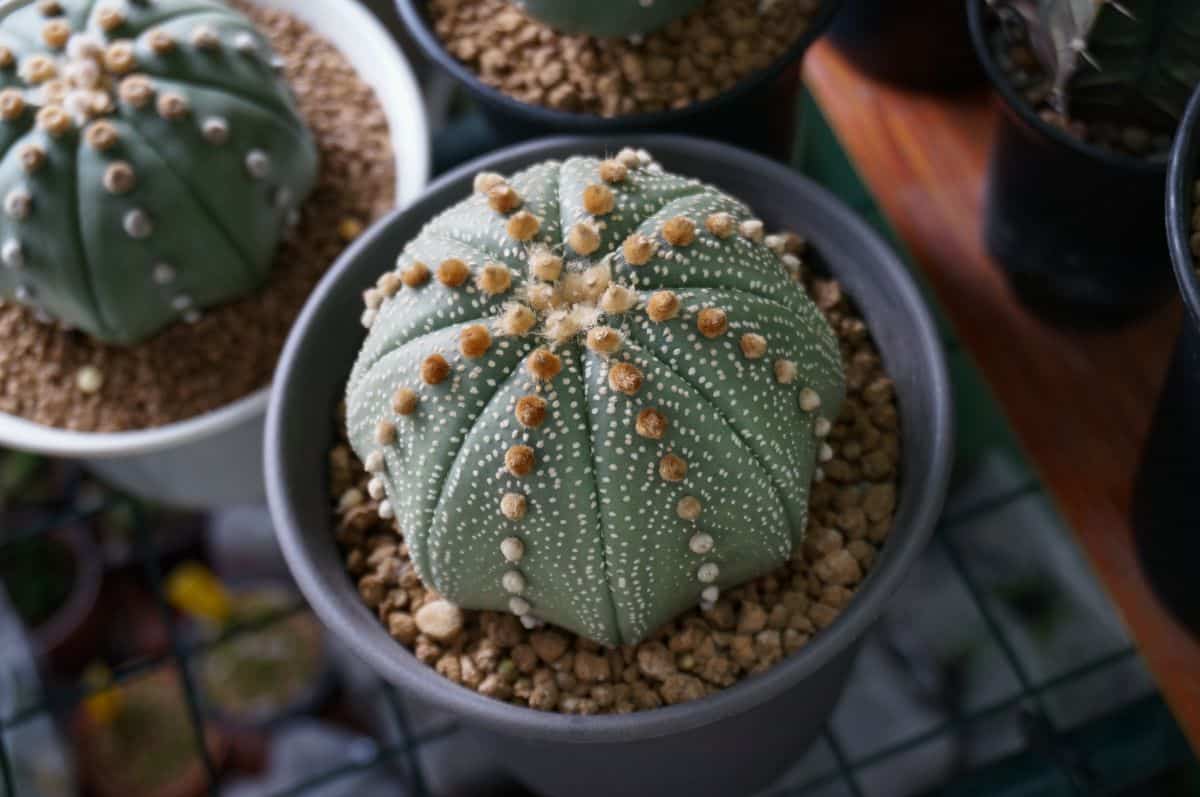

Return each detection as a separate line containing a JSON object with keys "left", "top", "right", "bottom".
{"left": 20, "top": 526, "right": 104, "bottom": 658}
{"left": 266, "top": 134, "right": 955, "bottom": 744}
{"left": 394, "top": 0, "right": 842, "bottom": 131}
{"left": 966, "top": 0, "right": 1165, "bottom": 176}
{"left": 0, "top": 0, "right": 432, "bottom": 461}
{"left": 1168, "top": 86, "right": 1200, "bottom": 330}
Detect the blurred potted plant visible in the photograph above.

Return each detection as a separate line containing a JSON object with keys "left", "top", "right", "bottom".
{"left": 164, "top": 565, "right": 333, "bottom": 727}
{"left": 72, "top": 667, "right": 225, "bottom": 797}
{"left": 968, "top": 0, "right": 1200, "bottom": 322}
{"left": 0, "top": 526, "right": 103, "bottom": 671}
{"left": 0, "top": 0, "right": 428, "bottom": 510}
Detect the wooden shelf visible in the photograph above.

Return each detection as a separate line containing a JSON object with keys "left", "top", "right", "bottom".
{"left": 804, "top": 40, "right": 1200, "bottom": 751}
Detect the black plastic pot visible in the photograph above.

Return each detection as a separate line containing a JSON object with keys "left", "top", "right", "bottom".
{"left": 265, "top": 135, "right": 953, "bottom": 797}
{"left": 967, "top": 0, "right": 1173, "bottom": 323}
{"left": 395, "top": 0, "right": 842, "bottom": 162}
{"left": 828, "top": 0, "right": 983, "bottom": 92}
{"left": 1133, "top": 86, "right": 1200, "bottom": 638}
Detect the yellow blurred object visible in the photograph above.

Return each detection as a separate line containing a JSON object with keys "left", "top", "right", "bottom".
{"left": 165, "top": 562, "right": 232, "bottom": 627}
{"left": 338, "top": 217, "right": 364, "bottom": 242}
{"left": 81, "top": 663, "right": 122, "bottom": 727}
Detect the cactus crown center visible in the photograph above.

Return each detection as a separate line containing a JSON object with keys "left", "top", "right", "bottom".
{"left": 37, "top": 34, "right": 122, "bottom": 124}
{"left": 518, "top": 252, "right": 615, "bottom": 343}
{"left": 8, "top": 13, "right": 165, "bottom": 131}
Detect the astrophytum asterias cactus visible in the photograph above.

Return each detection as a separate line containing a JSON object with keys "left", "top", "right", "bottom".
{"left": 513, "top": 0, "right": 704, "bottom": 37}
{"left": 0, "top": 0, "right": 318, "bottom": 344}
{"left": 1005, "top": 0, "right": 1200, "bottom": 130}
{"left": 346, "top": 150, "right": 844, "bottom": 647}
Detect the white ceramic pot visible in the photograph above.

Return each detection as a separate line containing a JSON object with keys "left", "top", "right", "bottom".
{"left": 0, "top": 0, "right": 431, "bottom": 510}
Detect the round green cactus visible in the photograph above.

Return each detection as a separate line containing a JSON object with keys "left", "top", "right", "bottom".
{"left": 0, "top": 0, "right": 318, "bottom": 345}
{"left": 513, "top": 0, "right": 704, "bottom": 37}
{"left": 346, "top": 150, "right": 844, "bottom": 647}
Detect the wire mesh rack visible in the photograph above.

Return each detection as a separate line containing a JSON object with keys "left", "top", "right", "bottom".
{"left": 1, "top": 96, "right": 1197, "bottom": 797}
{"left": 0, "top": 458, "right": 1193, "bottom": 797}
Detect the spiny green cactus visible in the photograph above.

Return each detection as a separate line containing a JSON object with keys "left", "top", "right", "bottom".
{"left": 1006, "top": 0, "right": 1200, "bottom": 130}
{"left": 513, "top": 0, "right": 704, "bottom": 37}
{"left": 346, "top": 150, "right": 844, "bottom": 647}
{"left": 0, "top": 0, "right": 318, "bottom": 345}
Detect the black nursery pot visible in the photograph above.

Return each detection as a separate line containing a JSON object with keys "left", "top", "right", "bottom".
{"left": 1133, "top": 86, "right": 1200, "bottom": 638}
{"left": 828, "top": 0, "right": 983, "bottom": 92}
{"left": 395, "top": 0, "right": 842, "bottom": 162}
{"left": 265, "top": 135, "right": 953, "bottom": 797}
{"left": 967, "top": 0, "right": 1173, "bottom": 323}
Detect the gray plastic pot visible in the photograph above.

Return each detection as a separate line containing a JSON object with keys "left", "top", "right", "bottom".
{"left": 266, "top": 135, "right": 954, "bottom": 797}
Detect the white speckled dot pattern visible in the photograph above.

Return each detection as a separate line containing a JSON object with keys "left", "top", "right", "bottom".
{"left": 346, "top": 154, "right": 844, "bottom": 646}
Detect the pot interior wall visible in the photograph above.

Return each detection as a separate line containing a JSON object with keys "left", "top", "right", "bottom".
{"left": 466, "top": 69, "right": 804, "bottom": 161}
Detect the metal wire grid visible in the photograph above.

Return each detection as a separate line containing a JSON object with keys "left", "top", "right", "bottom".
{"left": 0, "top": 468, "right": 1168, "bottom": 797}
{"left": 780, "top": 478, "right": 1136, "bottom": 797}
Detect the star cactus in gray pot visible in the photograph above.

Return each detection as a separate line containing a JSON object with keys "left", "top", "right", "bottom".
{"left": 345, "top": 149, "right": 845, "bottom": 647}
{"left": 0, "top": 0, "right": 319, "bottom": 345}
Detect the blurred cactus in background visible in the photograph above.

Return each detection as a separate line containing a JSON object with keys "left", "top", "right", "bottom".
{"left": 999, "top": 0, "right": 1200, "bottom": 131}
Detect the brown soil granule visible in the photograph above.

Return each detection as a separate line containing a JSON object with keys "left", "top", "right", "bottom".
{"left": 329, "top": 232, "right": 903, "bottom": 714}
{"left": 428, "top": 0, "right": 821, "bottom": 117}
{"left": 0, "top": 3, "right": 395, "bottom": 432}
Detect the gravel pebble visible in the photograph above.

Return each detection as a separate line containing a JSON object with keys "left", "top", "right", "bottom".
{"left": 660, "top": 673, "right": 706, "bottom": 705}
{"left": 531, "top": 630, "right": 570, "bottom": 663}
{"left": 415, "top": 600, "right": 464, "bottom": 641}
{"left": 636, "top": 642, "right": 676, "bottom": 681}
